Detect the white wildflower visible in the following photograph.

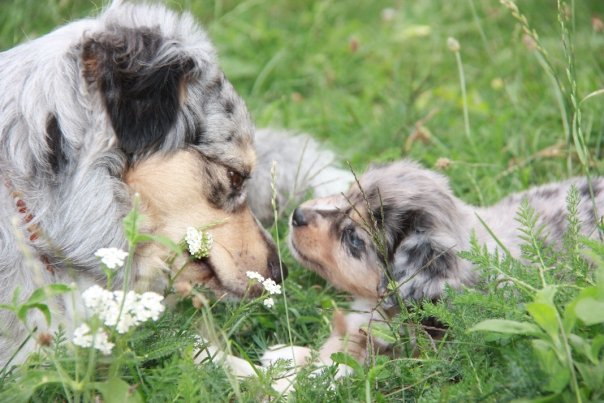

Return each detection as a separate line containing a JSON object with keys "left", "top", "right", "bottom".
{"left": 80, "top": 286, "right": 165, "bottom": 334}
{"left": 93, "top": 330, "right": 114, "bottom": 355}
{"left": 246, "top": 271, "right": 265, "bottom": 282}
{"left": 102, "top": 290, "right": 138, "bottom": 332}
{"left": 115, "top": 312, "right": 138, "bottom": 334}
{"left": 262, "top": 278, "right": 282, "bottom": 295}
{"left": 135, "top": 292, "right": 165, "bottom": 322}
{"left": 185, "top": 227, "right": 213, "bottom": 259}
{"left": 263, "top": 297, "right": 275, "bottom": 308}
{"left": 82, "top": 285, "right": 112, "bottom": 312}
{"left": 72, "top": 324, "right": 114, "bottom": 355}
{"left": 72, "top": 324, "right": 93, "bottom": 348}
{"left": 95, "top": 247, "right": 128, "bottom": 270}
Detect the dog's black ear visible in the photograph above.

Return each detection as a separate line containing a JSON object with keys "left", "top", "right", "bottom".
{"left": 377, "top": 208, "right": 462, "bottom": 308}
{"left": 83, "top": 27, "right": 194, "bottom": 158}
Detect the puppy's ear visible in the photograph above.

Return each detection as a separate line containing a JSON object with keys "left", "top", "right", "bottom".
{"left": 378, "top": 208, "right": 463, "bottom": 308}
{"left": 82, "top": 27, "right": 194, "bottom": 158}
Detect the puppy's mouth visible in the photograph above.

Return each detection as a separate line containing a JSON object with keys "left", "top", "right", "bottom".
{"left": 288, "top": 236, "right": 327, "bottom": 275}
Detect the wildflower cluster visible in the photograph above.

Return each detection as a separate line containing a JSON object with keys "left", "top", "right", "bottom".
{"left": 81, "top": 285, "right": 165, "bottom": 333}
{"left": 94, "top": 247, "right": 128, "bottom": 270}
{"left": 184, "top": 227, "right": 213, "bottom": 259}
{"left": 72, "top": 285, "right": 165, "bottom": 355}
{"left": 245, "top": 271, "right": 282, "bottom": 309}
{"left": 72, "top": 324, "right": 114, "bottom": 355}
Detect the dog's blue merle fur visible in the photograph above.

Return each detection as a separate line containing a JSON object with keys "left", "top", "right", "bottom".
{"left": 0, "top": 2, "right": 256, "bottom": 365}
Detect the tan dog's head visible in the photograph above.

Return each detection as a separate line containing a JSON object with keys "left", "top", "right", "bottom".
{"left": 74, "top": 4, "right": 287, "bottom": 298}
{"left": 126, "top": 149, "right": 286, "bottom": 298}
{"left": 288, "top": 161, "right": 475, "bottom": 307}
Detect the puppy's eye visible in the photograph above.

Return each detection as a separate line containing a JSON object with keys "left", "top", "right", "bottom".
{"left": 343, "top": 227, "right": 365, "bottom": 251}
{"left": 228, "top": 169, "right": 245, "bottom": 191}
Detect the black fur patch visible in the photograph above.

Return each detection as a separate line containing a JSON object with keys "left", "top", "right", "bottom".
{"left": 195, "top": 125, "right": 208, "bottom": 145}
{"left": 183, "top": 110, "right": 207, "bottom": 145}
{"left": 401, "top": 234, "right": 452, "bottom": 279}
{"left": 207, "top": 74, "right": 224, "bottom": 95}
{"left": 46, "top": 114, "right": 67, "bottom": 174}
{"left": 535, "top": 187, "right": 559, "bottom": 200}
{"left": 376, "top": 202, "right": 457, "bottom": 307}
{"left": 373, "top": 206, "right": 430, "bottom": 264}
{"left": 579, "top": 181, "right": 593, "bottom": 199}
{"left": 224, "top": 100, "right": 234, "bottom": 115}
{"left": 83, "top": 27, "right": 194, "bottom": 159}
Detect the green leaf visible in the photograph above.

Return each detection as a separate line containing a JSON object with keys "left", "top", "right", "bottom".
{"left": 11, "top": 287, "right": 21, "bottom": 305}
{"left": 531, "top": 339, "right": 570, "bottom": 394}
{"left": 510, "top": 394, "right": 562, "bottom": 403}
{"left": 361, "top": 323, "right": 397, "bottom": 344}
{"left": 526, "top": 302, "right": 559, "bottom": 338}
{"left": 591, "top": 334, "right": 604, "bottom": 359}
{"left": 330, "top": 352, "right": 364, "bottom": 377}
{"left": 562, "top": 298, "right": 577, "bottom": 334}
{"left": 136, "top": 234, "right": 181, "bottom": 254}
{"left": 534, "top": 285, "right": 558, "bottom": 305}
{"left": 123, "top": 195, "right": 144, "bottom": 245}
{"left": 574, "top": 297, "right": 604, "bottom": 325}
{"left": 26, "top": 284, "right": 73, "bottom": 305}
{"left": 575, "top": 361, "right": 604, "bottom": 394}
{"left": 0, "top": 370, "right": 63, "bottom": 402}
{"left": 94, "top": 377, "right": 142, "bottom": 403}
{"left": 597, "top": 264, "right": 604, "bottom": 298}
{"left": 17, "top": 303, "right": 51, "bottom": 325}
{"left": 0, "top": 303, "right": 16, "bottom": 313}
{"left": 468, "top": 319, "right": 543, "bottom": 336}
{"left": 367, "top": 363, "right": 390, "bottom": 385}
{"left": 568, "top": 334, "right": 597, "bottom": 364}
{"left": 10, "top": 284, "right": 74, "bottom": 326}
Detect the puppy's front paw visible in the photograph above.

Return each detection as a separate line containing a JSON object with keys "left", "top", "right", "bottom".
{"left": 260, "top": 344, "right": 313, "bottom": 396}
{"left": 260, "top": 344, "right": 312, "bottom": 367}
{"left": 194, "top": 339, "right": 259, "bottom": 378}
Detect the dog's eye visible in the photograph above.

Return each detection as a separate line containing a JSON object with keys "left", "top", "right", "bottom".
{"left": 228, "top": 169, "right": 245, "bottom": 191}
{"left": 343, "top": 227, "right": 365, "bottom": 252}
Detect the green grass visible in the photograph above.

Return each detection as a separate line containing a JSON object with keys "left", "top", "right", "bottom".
{"left": 2, "top": 0, "right": 604, "bottom": 401}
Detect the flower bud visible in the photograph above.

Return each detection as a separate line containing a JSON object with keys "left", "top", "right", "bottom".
{"left": 447, "top": 37, "right": 460, "bottom": 52}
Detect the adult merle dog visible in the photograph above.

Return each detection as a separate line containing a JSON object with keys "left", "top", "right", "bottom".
{"left": 0, "top": 1, "right": 288, "bottom": 367}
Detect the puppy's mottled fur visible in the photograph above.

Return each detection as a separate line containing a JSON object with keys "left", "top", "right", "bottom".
{"left": 0, "top": 2, "right": 301, "bottom": 367}
{"left": 265, "top": 160, "right": 604, "bottom": 391}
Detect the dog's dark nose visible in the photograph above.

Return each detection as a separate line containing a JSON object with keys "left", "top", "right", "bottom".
{"left": 268, "top": 253, "right": 288, "bottom": 283}
{"left": 292, "top": 207, "right": 307, "bottom": 227}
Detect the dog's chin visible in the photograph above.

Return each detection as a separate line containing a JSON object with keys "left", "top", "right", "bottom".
{"left": 185, "top": 259, "right": 262, "bottom": 300}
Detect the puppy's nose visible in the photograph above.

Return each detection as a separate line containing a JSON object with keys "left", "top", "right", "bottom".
{"left": 268, "top": 253, "right": 288, "bottom": 283}
{"left": 292, "top": 207, "right": 307, "bottom": 227}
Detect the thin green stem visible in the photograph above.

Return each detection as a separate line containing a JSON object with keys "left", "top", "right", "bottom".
{"left": 468, "top": 0, "right": 491, "bottom": 57}
{"left": 555, "top": 312, "right": 581, "bottom": 403}
{"left": 270, "top": 162, "right": 295, "bottom": 363}
{"left": 455, "top": 51, "right": 472, "bottom": 142}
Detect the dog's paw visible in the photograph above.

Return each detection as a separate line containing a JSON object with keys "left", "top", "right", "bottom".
{"left": 259, "top": 345, "right": 312, "bottom": 396}
{"left": 260, "top": 344, "right": 312, "bottom": 367}
{"left": 194, "top": 339, "right": 259, "bottom": 378}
